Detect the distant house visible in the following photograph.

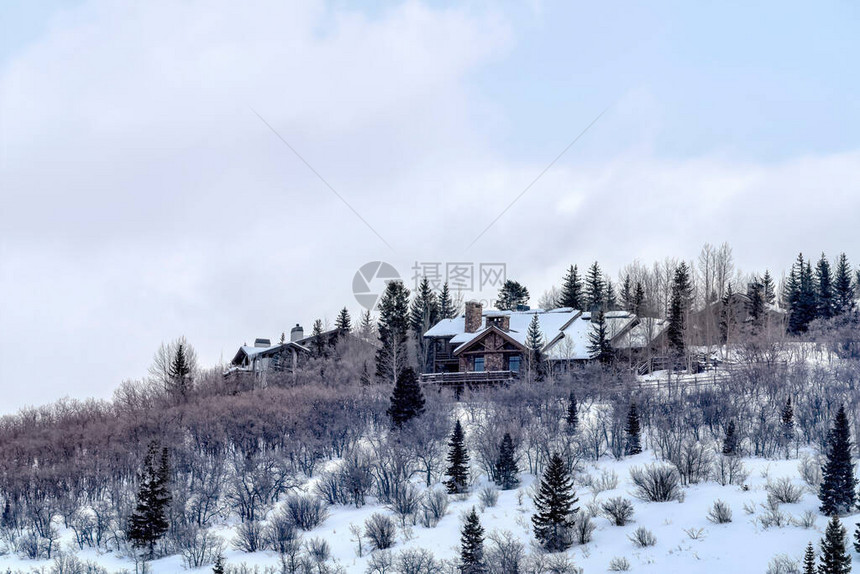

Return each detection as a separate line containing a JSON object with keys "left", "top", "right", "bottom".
{"left": 421, "top": 301, "right": 667, "bottom": 383}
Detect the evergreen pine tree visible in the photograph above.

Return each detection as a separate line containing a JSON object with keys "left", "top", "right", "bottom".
{"left": 804, "top": 541, "right": 816, "bottom": 574}
{"left": 854, "top": 523, "right": 860, "bottom": 554}
{"left": 410, "top": 276, "right": 440, "bottom": 372}
{"left": 168, "top": 342, "right": 192, "bottom": 401}
{"left": 722, "top": 420, "right": 738, "bottom": 456}
{"left": 762, "top": 270, "right": 777, "bottom": 305}
{"left": 625, "top": 402, "right": 642, "bottom": 455}
{"left": 667, "top": 262, "right": 693, "bottom": 361}
{"left": 633, "top": 281, "right": 646, "bottom": 316}
{"left": 445, "top": 420, "right": 470, "bottom": 494}
{"left": 531, "top": 453, "right": 579, "bottom": 552}
{"left": 819, "top": 405, "right": 857, "bottom": 516}
{"left": 439, "top": 282, "right": 459, "bottom": 319}
{"left": 719, "top": 283, "right": 736, "bottom": 344}
{"left": 375, "top": 280, "right": 410, "bottom": 386}
{"left": 781, "top": 397, "right": 795, "bottom": 449}
{"left": 584, "top": 262, "right": 605, "bottom": 313}
{"left": 360, "top": 361, "right": 370, "bottom": 386}
{"left": 787, "top": 254, "right": 818, "bottom": 333}
{"left": 279, "top": 332, "right": 286, "bottom": 344}
{"left": 127, "top": 441, "right": 171, "bottom": 560}
{"left": 588, "top": 308, "right": 612, "bottom": 364}
{"left": 494, "top": 433, "right": 520, "bottom": 490}
{"left": 605, "top": 277, "right": 618, "bottom": 311}
{"left": 746, "top": 278, "right": 765, "bottom": 329}
{"left": 386, "top": 367, "right": 425, "bottom": 428}
{"left": 816, "top": 253, "right": 836, "bottom": 321}
{"left": 566, "top": 392, "right": 578, "bottom": 434}
{"left": 524, "top": 313, "right": 545, "bottom": 381}
{"left": 311, "top": 319, "right": 327, "bottom": 358}
{"left": 496, "top": 280, "right": 530, "bottom": 311}
{"left": 819, "top": 515, "right": 851, "bottom": 574}
{"left": 212, "top": 554, "right": 225, "bottom": 574}
{"left": 335, "top": 307, "right": 351, "bottom": 332}
{"left": 834, "top": 254, "right": 855, "bottom": 316}
{"left": 358, "top": 309, "right": 375, "bottom": 342}
{"left": 620, "top": 274, "right": 634, "bottom": 313}
{"left": 559, "top": 265, "right": 584, "bottom": 310}
{"left": 460, "top": 507, "right": 487, "bottom": 574}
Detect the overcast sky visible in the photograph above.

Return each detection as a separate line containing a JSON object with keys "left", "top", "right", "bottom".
{"left": 1, "top": 0, "right": 859, "bottom": 412}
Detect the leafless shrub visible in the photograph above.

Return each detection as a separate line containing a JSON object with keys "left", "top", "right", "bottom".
{"left": 629, "top": 464, "right": 681, "bottom": 502}
{"left": 49, "top": 554, "right": 110, "bottom": 574}
{"left": 315, "top": 471, "right": 350, "bottom": 506}
{"left": 365, "top": 549, "right": 395, "bottom": 574}
{"left": 765, "top": 554, "right": 800, "bottom": 574}
{"left": 707, "top": 500, "right": 732, "bottom": 524}
{"left": 387, "top": 482, "right": 420, "bottom": 526}
{"left": 394, "top": 547, "right": 442, "bottom": 574}
{"left": 675, "top": 441, "right": 713, "bottom": 485}
{"left": 285, "top": 494, "right": 329, "bottom": 531}
{"left": 479, "top": 486, "right": 499, "bottom": 509}
{"left": 572, "top": 512, "right": 596, "bottom": 545}
{"left": 176, "top": 525, "right": 224, "bottom": 569}
{"left": 419, "top": 489, "right": 449, "bottom": 528}
{"left": 757, "top": 500, "right": 790, "bottom": 529}
{"left": 233, "top": 520, "right": 266, "bottom": 553}
{"left": 600, "top": 497, "right": 634, "bottom": 526}
{"left": 683, "top": 527, "right": 705, "bottom": 540}
{"left": 365, "top": 513, "right": 397, "bottom": 551}
{"left": 264, "top": 511, "right": 300, "bottom": 555}
{"left": 305, "top": 537, "right": 331, "bottom": 563}
{"left": 608, "top": 556, "right": 631, "bottom": 571}
{"left": 486, "top": 530, "right": 525, "bottom": 574}
{"left": 766, "top": 478, "right": 804, "bottom": 505}
{"left": 798, "top": 456, "right": 823, "bottom": 491}
{"left": 628, "top": 526, "right": 656, "bottom": 547}
{"left": 711, "top": 453, "right": 749, "bottom": 486}
{"left": 792, "top": 509, "right": 817, "bottom": 529}
{"left": 585, "top": 469, "right": 619, "bottom": 495}
{"left": 527, "top": 552, "right": 583, "bottom": 573}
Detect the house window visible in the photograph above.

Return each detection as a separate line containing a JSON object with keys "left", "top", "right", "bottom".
{"left": 508, "top": 356, "right": 521, "bottom": 373}
{"left": 474, "top": 356, "right": 485, "bottom": 372}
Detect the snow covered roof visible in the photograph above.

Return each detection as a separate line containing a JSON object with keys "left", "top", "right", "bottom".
{"left": 231, "top": 341, "right": 310, "bottom": 366}
{"left": 425, "top": 307, "right": 667, "bottom": 360}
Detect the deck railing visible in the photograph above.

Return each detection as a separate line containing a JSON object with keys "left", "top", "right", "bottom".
{"left": 419, "top": 370, "right": 517, "bottom": 385}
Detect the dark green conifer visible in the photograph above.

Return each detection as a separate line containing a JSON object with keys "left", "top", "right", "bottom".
{"left": 445, "top": 420, "right": 470, "bottom": 494}
{"left": 559, "top": 265, "right": 584, "bottom": 310}
{"left": 565, "top": 392, "right": 578, "bottom": 434}
{"left": 722, "top": 420, "right": 738, "bottom": 456}
{"left": 459, "top": 507, "right": 486, "bottom": 574}
{"left": 625, "top": 402, "right": 642, "bottom": 456}
{"left": 494, "top": 433, "right": 519, "bottom": 490}
{"left": 127, "top": 441, "right": 171, "bottom": 560}
{"left": 531, "top": 453, "right": 578, "bottom": 552}
{"left": 819, "top": 405, "right": 857, "bottom": 516}
{"left": 819, "top": 515, "right": 851, "bottom": 574}
{"left": 387, "top": 367, "right": 425, "bottom": 428}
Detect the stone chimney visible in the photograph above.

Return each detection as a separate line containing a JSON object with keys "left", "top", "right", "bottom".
{"left": 290, "top": 323, "right": 304, "bottom": 342}
{"left": 465, "top": 301, "right": 483, "bottom": 333}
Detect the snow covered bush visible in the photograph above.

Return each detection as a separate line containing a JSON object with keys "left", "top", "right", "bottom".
{"left": 365, "top": 513, "right": 397, "bottom": 551}
{"left": 706, "top": 499, "right": 732, "bottom": 524}
{"left": 527, "top": 552, "right": 583, "bottom": 574}
{"left": 600, "top": 497, "right": 634, "bottom": 526}
{"left": 766, "top": 477, "right": 804, "bottom": 504}
{"left": 757, "top": 500, "right": 790, "bottom": 529}
{"left": 48, "top": 554, "right": 109, "bottom": 574}
{"left": 584, "top": 469, "right": 619, "bottom": 495}
{"left": 264, "top": 510, "right": 300, "bottom": 555}
{"left": 285, "top": 494, "right": 329, "bottom": 531}
{"left": 387, "top": 482, "right": 420, "bottom": 526}
{"left": 314, "top": 471, "right": 350, "bottom": 506}
{"left": 792, "top": 509, "right": 817, "bottom": 529}
{"left": 305, "top": 536, "right": 331, "bottom": 563}
{"left": 798, "top": 455, "right": 823, "bottom": 490}
{"left": 629, "top": 464, "right": 681, "bottom": 502}
{"left": 675, "top": 440, "right": 713, "bottom": 485}
{"left": 175, "top": 525, "right": 224, "bottom": 568}
{"left": 479, "top": 486, "right": 499, "bottom": 509}
{"left": 365, "top": 550, "right": 394, "bottom": 574}
{"left": 419, "top": 489, "right": 448, "bottom": 528}
{"left": 628, "top": 526, "right": 657, "bottom": 547}
{"left": 608, "top": 556, "right": 631, "bottom": 571}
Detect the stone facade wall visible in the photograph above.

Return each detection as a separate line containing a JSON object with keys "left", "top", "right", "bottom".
{"left": 465, "top": 301, "right": 483, "bottom": 333}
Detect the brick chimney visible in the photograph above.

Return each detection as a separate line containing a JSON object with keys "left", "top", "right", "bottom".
{"left": 465, "top": 301, "right": 483, "bottom": 333}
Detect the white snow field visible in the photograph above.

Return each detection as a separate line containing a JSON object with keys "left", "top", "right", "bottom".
{"left": 0, "top": 449, "right": 847, "bottom": 573}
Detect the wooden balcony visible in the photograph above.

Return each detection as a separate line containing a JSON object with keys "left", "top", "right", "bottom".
{"left": 419, "top": 370, "right": 518, "bottom": 385}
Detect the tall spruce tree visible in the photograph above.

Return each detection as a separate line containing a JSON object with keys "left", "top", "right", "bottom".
{"left": 525, "top": 314, "right": 545, "bottom": 381}
{"left": 584, "top": 262, "right": 605, "bottom": 313}
{"left": 781, "top": 397, "right": 795, "bottom": 450}
{"left": 620, "top": 274, "right": 634, "bottom": 313}
{"left": 633, "top": 281, "right": 646, "bottom": 316}
{"left": 605, "top": 278, "right": 618, "bottom": 311}
{"left": 460, "top": 507, "right": 487, "bottom": 574}
{"left": 496, "top": 280, "right": 530, "bottom": 311}
{"left": 387, "top": 367, "right": 425, "bottom": 428}
{"left": 168, "top": 342, "right": 192, "bottom": 401}
{"left": 746, "top": 278, "right": 765, "bottom": 329}
{"left": 722, "top": 420, "right": 738, "bottom": 456}
{"left": 588, "top": 309, "right": 612, "bottom": 364}
{"left": 834, "top": 254, "right": 855, "bottom": 316}
{"left": 335, "top": 307, "right": 351, "bottom": 332}
{"left": 559, "top": 265, "right": 584, "bottom": 310}
{"left": 819, "top": 405, "right": 857, "bottom": 516}
{"left": 445, "top": 420, "right": 470, "bottom": 494}
{"left": 566, "top": 392, "right": 578, "bottom": 434}
{"left": 439, "top": 282, "right": 459, "bottom": 319}
{"left": 667, "top": 262, "right": 693, "bottom": 361}
{"left": 762, "top": 270, "right": 777, "bottom": 305}
{"left": 787, "top": 254, "right": 817, "bottom": 334}
{"left": 127, "top": 441, "right": 171, "bottom": 560}
{"left": 494, "top": 433, "right": 520, "bottom": 490}
{"left": 531, "top": 453, "right": 578, "bottom": 552}
{"left": 375, "top": 280, "right": 411, "bottom": 386}
{"left": 625, "top": 402, "right": 642, "bottom": 455}
{"left": 212, "top": 554, "right": 226, "bottom": 574}
{"left": 358, "top": 309, "right": 375, "bottom": 342}
{"left": 816, "top": 253, "right": 836, "bottom": 321}
{"left": 311, "top": 319, "right": 327, "bottom": 358}
{"left": 804, "top": 542, "right": 816, "bottom": 574}
{"left": 410, "top": 276, "right": 440, "bottom": 372}
{"left": 819, "top": 515, "right": 851, "bottom": 574}
{"left": 719, "top": 283, "right": 736, "bottom": 344}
